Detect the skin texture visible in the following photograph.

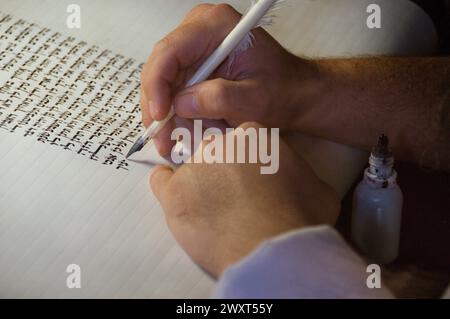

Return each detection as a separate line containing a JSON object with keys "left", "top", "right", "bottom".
{"left": 140, "top": 4, "right": 450, "bottom": 277}
{"left": 150, "top": 122, "right": 340, "bottom": 278}
{"left": 297, "top": 57, "right": 450, "bottom": 172}
{"left": 140, "top": 4, "right": 318, "bottom": 155}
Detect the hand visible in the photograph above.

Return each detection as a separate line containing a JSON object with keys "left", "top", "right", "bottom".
{"left": 149, "top": 122, "right": 340, "bottom": 278}
{"left": 140, "top": 3, "right": 322, "bottom": 156}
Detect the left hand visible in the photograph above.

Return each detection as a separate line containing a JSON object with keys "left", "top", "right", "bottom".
{"left": 149, "top": 122, "right": 340, "bottom": 278}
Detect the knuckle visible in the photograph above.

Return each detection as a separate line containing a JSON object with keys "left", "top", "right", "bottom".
{"left": 153, "top": 37, "right": 172, "bottom": 54}
{"left": 213, "top": 3, "right": 235, "bottom": 16}
{"left": 188, "top": 3, "right": 213, "bottom": 16}
{"left": 208, "top": 80, "right": 229, "bottom": 110}
{"left": 212, "top": 81, "right": 228, "bottom": 100}
{"left": 210, "top": 3, "right": 241, "bottom": 24}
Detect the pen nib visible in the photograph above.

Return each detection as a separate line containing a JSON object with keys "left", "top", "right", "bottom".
{"left": 126, "top": 137, "right": 145, "bottom": 159}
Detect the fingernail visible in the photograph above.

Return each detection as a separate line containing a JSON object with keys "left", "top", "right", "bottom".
{"left": 149, "top": 100, "right": 157, "bottom": 119}
{"left": 175, "top": 93, "right": 198, "bottom": 117}
{"left": 141, "top": 113, "right": 150, "bottom": 127}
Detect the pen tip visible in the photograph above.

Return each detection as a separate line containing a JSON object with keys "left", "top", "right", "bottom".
{"left": 126, "top": 138, "right": 145, "bottom": 160}
{"left": 125, "top": 151, "right": 133, "bottom": 160}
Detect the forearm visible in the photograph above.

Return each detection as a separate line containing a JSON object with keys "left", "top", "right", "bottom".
{"left": 293, "top": 57, "right": 450, "bottom": 171}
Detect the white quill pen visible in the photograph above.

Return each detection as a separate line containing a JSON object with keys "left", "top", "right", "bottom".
{"left": 127, "top": 0, "right": 286, "bottom": 159}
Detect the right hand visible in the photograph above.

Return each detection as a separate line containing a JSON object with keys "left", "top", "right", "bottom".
{"left": 140, "top": 3, "right": 322, "bottom": 156}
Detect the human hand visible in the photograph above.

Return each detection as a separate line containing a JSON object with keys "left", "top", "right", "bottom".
{"left": 149, "top": 122, "right": 340, "bottom": 278}
{"left": 140, "top": 3, "right": 322, "bottom": 156}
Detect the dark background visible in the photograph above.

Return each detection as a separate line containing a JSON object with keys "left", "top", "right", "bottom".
{"left": 413, "top": 0, "right": 450, "bottom": 54}
{"left": 335, "top": 1, "right": 450, "bottom": 298}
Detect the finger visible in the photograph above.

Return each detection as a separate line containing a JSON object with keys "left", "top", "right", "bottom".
{"left": 140, "top": 86, "right": 152, "bottom": 127}
{"left": 153, "top": 118, "right": 176, "bottom": 157}
{"left": 142, "top": 60, "right": 172, "bottom": 122}
{"left": 141, "top": 4, "right": 241, "bottom": 121}
{"left": 150, "top": 165, "right": 174, "bottom": 203}
{"left": 189, "top": 138, "right": 214, "bottom": 164}
{"left": 174, "top": 116, "right": 197, "bottom": 155}
{"left": 173, "top": 78, "right": 270, "bottom": 122}
{"left": 142, "top": 25, "right": 214, "bottom": 121}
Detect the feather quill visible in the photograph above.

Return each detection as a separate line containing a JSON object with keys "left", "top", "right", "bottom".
{"left": 227, "top": 0, "right": 286, "bottom": 76}
{"left": 127, "top": 0, "right": 287, "bottom": 158}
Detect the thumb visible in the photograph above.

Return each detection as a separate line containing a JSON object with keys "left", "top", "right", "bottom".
{"left": 149, "top": 165, "right": 174, "bottom": 203}
{"left": 174, "top": 78, "right": 268, "bottom": 121}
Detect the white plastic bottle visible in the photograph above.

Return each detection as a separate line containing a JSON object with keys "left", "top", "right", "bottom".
{"left": 352, "top": 135, "right": 403, "bottom": 264}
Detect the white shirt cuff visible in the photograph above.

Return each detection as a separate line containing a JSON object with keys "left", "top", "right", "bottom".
{"left": 213, "top": 226, "right": 394, "bottom": 299}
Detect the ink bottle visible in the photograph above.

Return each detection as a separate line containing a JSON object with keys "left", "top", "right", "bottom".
{"left": 352, "top": 135, "right": 403, "bottom": 264}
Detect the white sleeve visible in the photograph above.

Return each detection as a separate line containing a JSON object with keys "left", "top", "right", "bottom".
{"left": 444, "top": 286, "right": 450, "bottom": 299}
{"left": 213, "top": 226, "right": 394, "bottom": 299}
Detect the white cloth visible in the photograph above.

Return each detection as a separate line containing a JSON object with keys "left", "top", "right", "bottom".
{"left": 214, "top": 226, "right": 449, "bottom": 299}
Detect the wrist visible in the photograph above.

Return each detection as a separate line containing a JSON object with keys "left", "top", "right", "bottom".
{"left": 287, "top": 57, "right": 334, "bottom": 131}
{"left": 214, "top": 222, "right": 310, "bottom": 278}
